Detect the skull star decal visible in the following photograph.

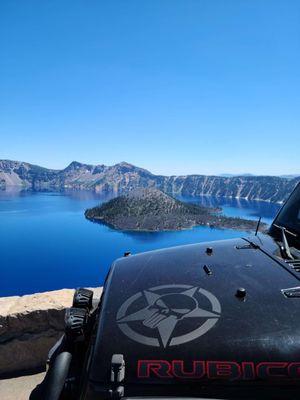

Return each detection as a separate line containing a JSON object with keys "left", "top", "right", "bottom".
{"left": 116, "top": 284, "right": 221, "bottom": 347}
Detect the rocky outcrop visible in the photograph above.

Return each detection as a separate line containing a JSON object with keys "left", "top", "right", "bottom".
{"left": 0, "top": 288, "right": 102, "bottom": 377}
{"left": 1, "top": 159, "right": 299, "bottom": 203}
{"left": 85, "top": 188, "right": 260, "bottom": 232}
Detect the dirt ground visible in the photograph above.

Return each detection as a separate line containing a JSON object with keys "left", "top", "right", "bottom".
{"left": 0, "top": 372, "right": 45, "bottom": 400}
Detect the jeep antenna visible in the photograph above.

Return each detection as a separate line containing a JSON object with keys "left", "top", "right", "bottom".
{"left": 255, "top": 216, "right": 261, "bottom": 236}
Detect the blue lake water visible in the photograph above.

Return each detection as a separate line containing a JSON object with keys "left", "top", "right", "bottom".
{"left": 0, "top": 190, "right": 280, "bottom": 297}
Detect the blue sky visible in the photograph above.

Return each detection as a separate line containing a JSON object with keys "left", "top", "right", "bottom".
{"left": 0, "top": 0, "right": 299, "bottom": 176}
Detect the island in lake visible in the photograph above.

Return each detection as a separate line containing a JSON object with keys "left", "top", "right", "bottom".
{"left": 85, "top": 188, "right": 261, "bottom": 232}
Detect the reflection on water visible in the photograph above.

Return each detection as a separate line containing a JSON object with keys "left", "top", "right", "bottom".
{"left": 176, "top": 195, "right": 280, "bottom": 225}
{"left": 0, "top": 189, "right": 280, "bottom": 296}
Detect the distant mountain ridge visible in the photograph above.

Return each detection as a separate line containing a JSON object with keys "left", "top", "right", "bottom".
{"left": 0, "top": 159, "right": 299, "bottom": 203}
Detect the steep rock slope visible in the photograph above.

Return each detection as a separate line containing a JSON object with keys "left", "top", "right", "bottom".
{"left": 1, "top": 159, "right": 299, "bottom": 203}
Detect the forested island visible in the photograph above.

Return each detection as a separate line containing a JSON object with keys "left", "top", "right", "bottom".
{"left": 85, "top": 188, "right": 260, "bottom": 232}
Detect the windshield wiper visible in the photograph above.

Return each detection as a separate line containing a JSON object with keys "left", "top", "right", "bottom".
{"left": 271, "top": 223, "right": 295, "bottom": 259}
{"left": 279, "top": 226, "right": 293, "bottom": 259}
{"left": 273, "top": 223, "right": 298, "bottom": 238}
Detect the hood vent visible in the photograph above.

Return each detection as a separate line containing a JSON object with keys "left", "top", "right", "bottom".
{"left": 282, "top": 286, "right": 300, "bottom": 298}
{"left": 285, "top": 259, "right": 300, "bottom": 272}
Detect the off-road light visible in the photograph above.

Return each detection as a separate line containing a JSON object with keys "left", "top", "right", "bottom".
{"left": 72, "top": 288, "right": 93, "bottom": 310}
{"left": 65, "top": 307, "right": 88, "bottom": 341}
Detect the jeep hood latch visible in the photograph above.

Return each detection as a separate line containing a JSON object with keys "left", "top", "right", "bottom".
{"left": 110, "top": 354, "right": 125, "bottom": 399}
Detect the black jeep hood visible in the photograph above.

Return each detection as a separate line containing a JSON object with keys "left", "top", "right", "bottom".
{"left": 89, "top": 237, "right": 300, "bottom": 387}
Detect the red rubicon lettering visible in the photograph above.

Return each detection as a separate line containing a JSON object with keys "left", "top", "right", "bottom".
{"left": 172, "top": 360, "right": 205, "bottom": 379}
{"left": 207, "top": 361, "right": 241, "bottom": 380}
{"left": 137, "top": 360, "right": 300, "bottom": 381}
{"left": 288, "top": 363, "right": 300, "bottom": 378}
{"left": 241, "top": 362, "right": 256, "bottom": 380}
{"left": 137, "top": 360, "right": 172, "bottom": 378}
{"left": 256, "top": 362, "right": 288, "bottom": 379}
